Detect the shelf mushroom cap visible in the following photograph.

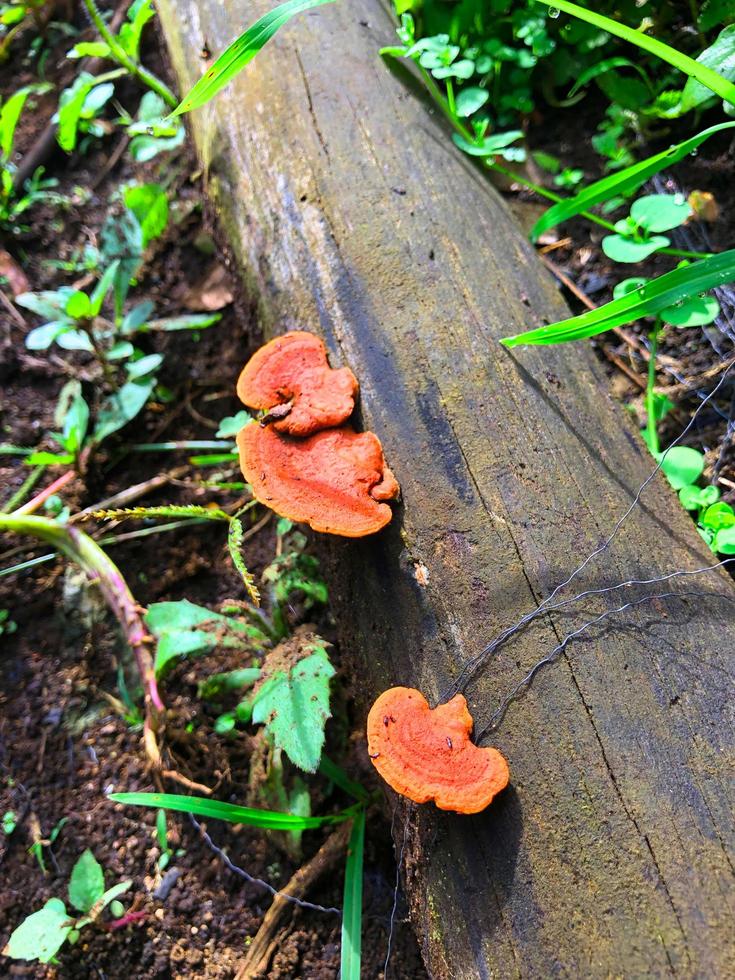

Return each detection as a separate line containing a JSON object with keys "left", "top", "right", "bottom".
{"left": 237, "top": 331, "right": 359, "bottom": 437}
{"left": 366, "top": 687, "right": 509, "bottom": 814}
{"left": 237, "top": 423, "right": 399, "bottom": 537}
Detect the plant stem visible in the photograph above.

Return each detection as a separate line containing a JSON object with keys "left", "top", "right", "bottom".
{"left": 0, "top": 514, "right": 163, "bottom": 719}
{"left": 445, "top": 78, "right": 456, "bottom": 118}
{"left": 1, "top": 465, "right": 45, "bottom": 514}
{"left": 81, "top": 0, "right": 178, "bottom": 109}
{"left": 13, "top": 470, "right": 75, "bottom": 516}
{"left": 645, "top": 320, "right": 661, "bottom": 456}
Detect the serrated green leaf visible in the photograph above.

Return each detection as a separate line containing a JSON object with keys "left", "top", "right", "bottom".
{"left": 173, "top": 0, "right": 337, "bottom": 116}
{"left": 251, "top": 642, "right": 335, "bottom": 772}
{"left": 68, "top": 849, "right": 105, "bottom": 914}
{"left": 2, "top": 898, "right": 71, "bottom": 963}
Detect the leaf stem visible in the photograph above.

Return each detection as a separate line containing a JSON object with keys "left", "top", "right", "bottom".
{"left": 81, "top": 0, "right": 178, "bottom": 109}
{"left": 646, "top": 319, "right": 661, "bottom": 456}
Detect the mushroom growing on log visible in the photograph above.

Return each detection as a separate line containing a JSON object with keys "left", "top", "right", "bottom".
{"left": 159, "top": 2, "right": 735, "bottom": 976}
{"left": 367, "top": 687, "right": 509, "bottom": 814}
{"left": 237, "top": 423, "right": 399, "bottom": 537}
{"left": 237, "top": 330, "right": 358, "bottom": 436}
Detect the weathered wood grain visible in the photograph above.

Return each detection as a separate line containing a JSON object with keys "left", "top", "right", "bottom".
{"left": 158, "top": 3, "right": 735, "bottom": 976}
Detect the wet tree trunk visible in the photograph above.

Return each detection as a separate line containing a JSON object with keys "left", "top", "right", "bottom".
{"left": 159, "top": 2, "right": 735, "bottom": 976}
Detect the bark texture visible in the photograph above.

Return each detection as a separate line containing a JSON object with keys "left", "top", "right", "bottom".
{"left": 158, "top": 2, "right": 735, "bottom": 976}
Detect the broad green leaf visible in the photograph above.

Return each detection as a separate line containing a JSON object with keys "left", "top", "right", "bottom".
{"left": 2, "top": 898, "right": 71, "bottom": 963}
{"left": 612, "top": 276, "right": 648, "bottom": 299}
{"left": 89, "top": 261, "right": 120, "bottom": 317}
{"left": 16, "top": 288, "right": 74, "bottom": 319}
{"left": 630, "top": 194, "right": 692, "bottom": 233}
{"left": 109, "top": 791, "right": 350, "bottom": 829}
{"left": 501, "top": 249, "right": 735, "bottom": 346}
{"left": 661, "top": 294, "right": 720, "bottom": 327}
{"left": 452, "top": 130, "right": 524, "bottom": 157}
{"left": 68, "top": 41, "right": 111, "bottom": 59}
{"left": 455, "top": 86, "right": 489, "bottom": 117}
{"left": 146, "top": 599, "right": 265, "bottom": 677}
{"left": 198, "top": 667, "right": 262, "bottom": 700}
{"left": 530, "top": 122, "right": 735, "bottom": 241}
{"left": 601, "top": 233, "right": 669, "bottom": 262}
{"left": 0, "top": 84, "right": 51, "bottom": 159}
{"left": 68, "top": 849, "right": 105, "bottom": 913}
{"left": 216, "top": 411, "right": 251, "bottom": 437}
{"left": 65, "top": 291, "right": 91, "bottom": 320}
{"left": 569, "top": 56, "right": 650, "bottom": 97}
{"left": 679, "top": 484, "right": 720, "bottom": 510}
{"left": 57, "top": 330, "right": 94, "bottom": 352}
{"left": 340, "top": 809, "right": 365, "bottom": 980}
{"left": 123, "top": 183, "right": 169, "bottom": 248}
{"left": 680, "top": 25, "right": 735, "bottom": 113}
{"left": 126, "top": 353, "right": 164, "bottom": 379}
{"left": 142, "top": 313, "right": 222, "bottom": 332}
{"left": 62, "top": 392, "right": 89, "bottom": 454}
{"left": 25, "top": 321, "right": 70, "bottom": 351}
{"left": 121, "top": 301, "right": 155, "bottom": 334}
{"left": 56, "top": 73, "right": 97, "bottom": 153}
{"left": 700, "top": 501, "right": 735, "bottom": 530}
{"left": 713, "top": 526, "right": 735, "bottom": 553}
{"left": 657, "top": 446, "right": 705, "bottom": 491}
{"left": 251, "top": 642, "right": 335, "bottom": 772}
{"left": 117, "top": 0, "right": 155, "bottom": 59}
{"left": 92, "top": 377, "right": 156, "bottom": 444}
{"left": 173, "top": 0, "right": 337, "bottom": 116}
{"left": 534, "top": 0, "right": 735, "bottom": 106}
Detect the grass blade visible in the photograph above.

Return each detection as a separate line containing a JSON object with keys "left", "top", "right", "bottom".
{"left": 531, "top": 121, "right": 735, "bottom": 241}
{"left": 502, "top": 249, "right": 735, "bottom": 347}
{"left": 534, "top": 0, "right": 735, "bottom": 107}
{"left": 109, "top": 792, "right": 352, "bottom": 829}
{"left": 173, "top": 0, "right": 337, "bottom": 116}
{"left": 340, "top": 808, "right": 365, "bottom": 980}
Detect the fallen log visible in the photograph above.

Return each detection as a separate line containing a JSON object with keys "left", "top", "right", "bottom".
{"left": 158, "top": 2, "right": 735, "bottom": 976}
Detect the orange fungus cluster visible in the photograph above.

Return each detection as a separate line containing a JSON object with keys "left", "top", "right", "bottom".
{"left": 236, "top": 332, "right": 399, "bottom": 536}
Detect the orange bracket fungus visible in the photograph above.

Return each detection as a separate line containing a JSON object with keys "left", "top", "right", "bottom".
{"left": 237, "top": 331, "right": 358, "bottom": 437}
{"left": 237, "top": 424, "right": 399, "bottom": 537}
{"left": 236, "top": 331, "right": 399, "bottom": 537}
{"left": 366, "top": 687, "right": 509, "bottom": 814}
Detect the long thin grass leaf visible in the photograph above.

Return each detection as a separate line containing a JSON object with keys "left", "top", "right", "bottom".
{"left": 340, "top": 808, "right": 365, "bottom": 980}
{"left": 173, "top": 0, "right": 336, "bottom": 116}
{"left": 109, "top": 792, "right": 352, "bottom": 829}
{"left": 531, "top": 121, "right": 735, "bottom": 241}
{"left": 502, "top": 250, "right": 735, "bottom": 347}
{"left": 535, "top": 0, "right": 735, "bottom": 107}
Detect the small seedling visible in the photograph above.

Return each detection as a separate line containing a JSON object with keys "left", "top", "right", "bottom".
{"left": 0, "top": 609, "right": 17, "bottom": 635}
{"left": 3, "top": 849, "right": 131, "bottom": 964}
{"left": 602, "top": 194, "right": 693, "bottom": 263}
{"left": 28, "top": 816, "right": 67, "bottom": 874}
{"left": 2, "top": 810, "right": 17, "bottom": 834}
{"left": 154, "top": 809, "right": 184, "bottom": 871}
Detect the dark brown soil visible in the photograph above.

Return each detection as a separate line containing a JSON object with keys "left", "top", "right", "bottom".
{"left": 0, "top": 7, "right": 425, "bottom": 979}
